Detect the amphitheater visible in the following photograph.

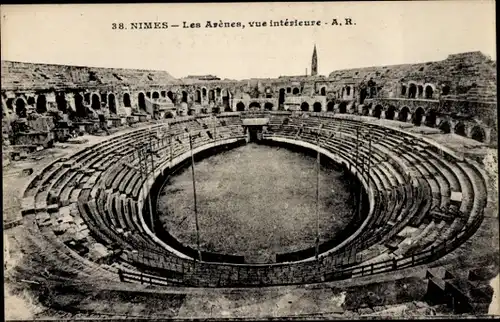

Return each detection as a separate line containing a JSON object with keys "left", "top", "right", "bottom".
{"left": 2, "top": 49, "right": 499, "bottom": 319}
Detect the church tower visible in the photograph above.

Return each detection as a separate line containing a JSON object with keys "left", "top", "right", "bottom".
{"left": 311, "top": 45, "right": 318, "bottom": 76}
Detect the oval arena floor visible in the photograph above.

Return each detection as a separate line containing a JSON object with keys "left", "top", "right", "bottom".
{"left": 4, "top": 112, "right": 499, "bottom": 319}
{"left": 158, "top": 143, "right": 354, "bottom": 263}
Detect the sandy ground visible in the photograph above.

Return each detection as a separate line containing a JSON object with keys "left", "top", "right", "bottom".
{"left": 158, "top": 143, "right": 354, "bottom": 263}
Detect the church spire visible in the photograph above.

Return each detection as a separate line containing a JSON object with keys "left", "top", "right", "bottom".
{"left": 311, "top": 44, "right": 318, "bottom": 76}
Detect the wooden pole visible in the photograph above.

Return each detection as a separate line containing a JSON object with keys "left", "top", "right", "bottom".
{"left": 315, "top": 132, "right": 321, "bottom": 260}
{"left": 189, "top": 132, "right": 202, "bottom": 261}
{"left": 147, "top": 128, "right": 155, "bottom": 232}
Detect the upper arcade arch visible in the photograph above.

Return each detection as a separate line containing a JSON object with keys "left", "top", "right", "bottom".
{"left": 249, "top": 102, "right": 261, "bottom": 110}
{"left": 74, "top": 93, "right": 86, "bottom": 117}
{"left": 91, "top": 93, "right": 101, "bottom": 110}
{"left": 123, "top": 93, "right": 131, "bottom": 107}
{"left": 36, "top": 95, "right": 47, "bottom": 114}
{"left": 15, "top": 98, "right": 27, "bottom": 118}
{"left": 108, "top": 93, "right": 117, "bottom": 114}
{"left": 338, "top": 102, "right": 347, "bottom": 114}
{"left": 408, "top": 83, "right": 417, "bottom": 99}
{"left": 236, "top": 102, "right": 245, "bottom": 111}
{"left": 138, "top": 92, "right": 146, "bottom": 111}
{"left": 56, "top": 92, "right": 67, "bottom": 113}
{"left": 424, "top": 84, "right": 434, "bottom": 99}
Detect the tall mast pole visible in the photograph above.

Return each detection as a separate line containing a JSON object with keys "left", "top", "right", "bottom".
{"left": 147, "top": 127, "right": 155, "bottom": 232}
{"left": 355, "top": 127, "right": 360, "bottom": 218}
{"left": 189, "top": 132, "right": 202, "bottom": 261}
{"left": 315, "top": 131, "right": 321, "bottom": 260}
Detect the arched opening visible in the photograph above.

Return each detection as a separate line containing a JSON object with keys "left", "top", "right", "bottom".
{"left": 442, "top": 85, "right": 450, "bottom": 96}
{"left": 385, "top": 105, "right": 396, "bottom": 120}
{"left": 362, "top": 105, "right": 370, "bottom": 116}
{"left": 146, "top": 92, "right": 151, "bottom": 98}
{"left": 208, "top": 90, "right": 215, "bottom": 102}
{"left": 84, "top": 93, "right": 91, "bottom": 105}
{"left": 313, "top": 102, "right": 322, "bottom": 112}
{"left": 108, "top": 93, "right": 117, "bottom": 114}
{"left": 320, "top": 87, "right": 326, "bottom": 96}
{"left": 454, "top": 122, "right": 466, "bottom": 137}
{"left": 439, "top": 121, "right": 451, "bottom": 134}
{"left": 278, "top": 88, "right": 286, "bottom": 109}
{"left": 345, "top": 86, "right": 351, "bottom": 96}
{"left": 56, "top": 93, "right": 67, "bottom": 113}
{"left": 470, "top": 126, "right": 486, "bottom": 143}
{"left": 167, "top": 91, "right": 174, "bottom": 103}
{"left": 91, "top": 94, "right": 101, "bottom": 110}
{"left": 338, "top": 102, "right": 347, "bottom": 114}
{"left": 202, "top": 88, "right": 207, "bottom": 99}
{"left": 425, "top": 85, "right": 434, "bottom": 99}
{"left": 236, "top": 102, "right": 245, "bottom": 111}
{"left": 152, "top": 91, "right": 160, "bottom": 100}
{"left": 401, "top": 85, "right": 407, "bottom": 96}
{"left": 417, "top": 85, "right": 424, "bottom": 98}
{"left": 182, "top": 91, "right": 188, "bottom": 103}
{"left": 216, "top": 88, "right": 221, "bottom": 98}
{"left": 398, "top": 106, "right": 409, "bottom": 122}
{"left": 222, "top": 89, "right": 230, "bottom": 111}
{"left": 195, "top": 90, "right": 201, "bottom": 103}
{"left": 408, "top": 84, "right": 417, "bottom": 99}
{"left": 15, "top": 98, "right": 27, "bottom": 118}
{"left": 300, "top": 102, "right": 309, "bottom": 112}
{"left": 27, "top": 97, "right": 35, "bottom": 106}
{"left": 293, "top": 87, "right": 300, "bottom": 95}
{"left": 413, "top": 107, "right": 425, "bottom": 126}
{"left": 373, "top": 105, "right": 383, "bottom": 118}
{"left": 138, "top": 92, "right": 146, "bottom": 111}
{"left": 123, "top": 93, "right": 131, "bottom": 107}
{"left": 6, "top": 98, "right": 14, "bottom": 111}
{"left": 425, "top": 109, "right": 437, "bottom": 127}
{"left": 161, "top": 91, "right": 166, "bottom": 98}
{"left": 359, "top": 88, "right": 368, "bottom": 104}
{"left": 74, "top": 93, "right": 85, "bottom": 117}
{"left": 165, "top": 112, "right": 173, "bottom": 119}
{"left": 327, "top": 101, "right": 334, "bottom": 112}
{"left": 36, "top": 95, "right": 47, "bottom": 113}
{"left": 249, "top": 102, "right": 261, "bottom": 110}
{"left": 264, "top": 102, "right": 274, "bottom": 111}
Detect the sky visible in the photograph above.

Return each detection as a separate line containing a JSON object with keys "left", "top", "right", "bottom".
{"left": 1, "top": 1, "right": 496, "bottom": 80}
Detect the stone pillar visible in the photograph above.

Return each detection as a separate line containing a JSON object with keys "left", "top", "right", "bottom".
{"left": 394, "top": 111, "right": 399, "bottom": 120}
{"left": 407, "top": 113, "right": 412, "bottom": 122}
{"left": 380, "top": 110, "right": 386, "bottom": 119}
{"left": 421, "top": 115, "right": 426, "bottom": 125}
{"left": 484, "top": 128, "right": 492, "bottom": 145}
